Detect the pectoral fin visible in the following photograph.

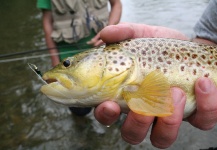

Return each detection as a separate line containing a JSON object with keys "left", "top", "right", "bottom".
{"left": 122, "top": 70, "right": 173, "bottom": 117}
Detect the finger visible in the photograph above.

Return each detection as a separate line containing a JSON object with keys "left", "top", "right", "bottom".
{"left": 187, "top": 77, "right": 217, "bottom": 130}
{"left": 100, "top": 24, "right": 135, "bottom": 43}
{"left": 94, "top": 39, "right": 104, "bottom": 47}
{"left": 87, "top": 33, "right": 101, "bottom": 45}
{"left": 100, "top": 23, "right": 188, "bottom": 44}
{"left": 121, "top": 111, "right": 154, "bottom": 145}
{"left": 94, "top": 101, "right": 121, "bottom": 126}
{"left": 150, "top": 88, "right": 186, "bottom": 149}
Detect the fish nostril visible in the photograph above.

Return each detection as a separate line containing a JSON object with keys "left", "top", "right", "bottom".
{"left": 45, "top": 79, "right": 58, "bottom": 84}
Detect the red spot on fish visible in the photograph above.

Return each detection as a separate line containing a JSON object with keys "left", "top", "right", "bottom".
{"left": 192, "top": 54, "right": 198, "bottom": 59}
{"left": 204, "top": 73, "right": 210, "bottom": 77}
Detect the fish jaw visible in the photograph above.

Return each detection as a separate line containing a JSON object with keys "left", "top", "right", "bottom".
{"left": 40, "top": 69, "right": 108, "bottom": 107}
{"left": 40, "top": 72, "right": 79, "bottom": 105}
{"left": 40, "top": 82, "right": 74, "bottom": 105}
{"left": 40, "top": 75, "right": 102, "bottom": 107}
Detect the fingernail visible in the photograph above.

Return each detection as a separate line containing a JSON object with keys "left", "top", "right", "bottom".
{"left": 103, "top": 107, "right": 116, "bottom": 117}
{"left": 198, "top": 78, "right": 212, "bottom": 92}
{"left": 172, "top": 88, "right": 185, "bottom": 105}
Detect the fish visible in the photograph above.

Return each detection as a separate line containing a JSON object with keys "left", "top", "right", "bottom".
{"left": 40, "top": 38, "right": 217, "bottom": 118}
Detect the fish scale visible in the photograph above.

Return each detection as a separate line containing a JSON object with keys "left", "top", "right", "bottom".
{"left": 40, "top": 38, "right": 217, "bottom": 118}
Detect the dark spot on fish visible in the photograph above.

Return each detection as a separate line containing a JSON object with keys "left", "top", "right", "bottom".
{"left": 145, "top": 47, "right": 149, "bottom": 51}
{"left": 204, "top": 73, "right": 210, "bottom": 77}
{"left": 169, "top": 53, "right": 174, "bottom": 58}
{"left": 163, "top": 69, "right": 167, "bottom": 73}
{"left": 112, "top": 47, "right": 116, "bottom": 50}
{"left": 172, "top": 48, "right": 176, "bottom": 52}
{"left": 142, "top": 62, "right": 146, "bottom": 67}
{"left": 148, "top": 57, "right": 152, "bottom": 62}
{"left": 158, "top": 57, "right": 163, "bottom": 62}
{"left": 108, "top": 67, "right": 113, "bottom": 71}
{"left": 180, "top": 48, "right": 187, "bottom": 52}
{"left": 94, "top": 52, "right": 98, "bottom": 55}
{"left": 115, "top": 68, "right": 119, "bottom": 72}
{"left": 124, "top": 43, "right": 129, "bottom": 46}
{"left": 176, "top": 54, "right": 181, "bottom": 60}
{"left": 113, "top": 60, "right": 117, "bottom": 64}
{"left": 149, "top": 44, "right": 153, "bottom": 47}
{"left": 113, "top": 52, "right": 117, "bottom": 55}
{"left": 119, "top": 56, "right": 123, "bottom": 59}
{"left": 207, "top": 60, "right": 212, "bottom": 65}
{"left": 193, "top": 69, "right": 197, "bottom": 75}
{"left": 174, "top": 44, "right": 178, "bottom": 47}
{"left": 131, "top": 49, "right": 136, "bottom": 53}
{"left": 162, "top": 51, "right": 168, "bottom": 55}
{"left": 156, "top": 66, "right": 160, "bottom": 69}
{"left": 152, "top": 50, "right": 155, "bottom": 54}
{"left": 142, "top": 50, "right": 146, "bottom": 56}
{"left": 120, "top": 62, "right": 125, "bottom": 66}
{"left": 196, "top": 62, "right": 201, "bottom": 67}
{"left": 158, "top": 43, "right": 163, "bottom": 47}
{"left": 181, "top": 66, "right": 185, "bottom": 71}
{"left": 201, "top": 55, "right": 206, "bottom": 60}
{"left": 192, "top": 54, "right": 198, "bottom": 59}
{"left": 167, "top": 61, "right": 172, "bottom": 65}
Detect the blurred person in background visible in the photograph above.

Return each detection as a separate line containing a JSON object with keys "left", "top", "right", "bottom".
{"left": 37, "top": 0, "right": 122, "bottom": 116}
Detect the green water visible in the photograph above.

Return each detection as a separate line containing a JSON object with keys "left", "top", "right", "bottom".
{"left": 0, "top": 0, "right": 216, "bottom": 150}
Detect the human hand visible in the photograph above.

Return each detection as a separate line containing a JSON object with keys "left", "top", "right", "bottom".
{"left": 87, "top": 32, "right": 104, "bottom": 47}
{"left": 94, "top": 23, "right": 217, "bottom": 148}
{"left": 186, "top": 77, "right": 217, "bottom": 130}
{"left": 95, "top": 88, "right": 186, "bottom": 148}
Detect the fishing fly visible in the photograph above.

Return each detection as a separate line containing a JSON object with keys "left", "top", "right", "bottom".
{"left": 28, "top": 63, "right": 47, "bottom": 85}
{"left": 28, "top": 63, "right": 70, "bottom": 99}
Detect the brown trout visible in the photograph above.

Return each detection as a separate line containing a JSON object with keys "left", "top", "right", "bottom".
{"left": 40, "top": 38, "right": 217, "bottom": 118}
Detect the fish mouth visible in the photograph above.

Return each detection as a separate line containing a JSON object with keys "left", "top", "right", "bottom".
{"left": 45, "top": 78, "right": 58, "bottom": 84}
{"left": 42, "top": 73, "right": 73, "bottom": 89}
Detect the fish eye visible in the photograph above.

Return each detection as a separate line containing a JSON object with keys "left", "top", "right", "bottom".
{"left": 63, "top": 60, "right": 71, "bottom": 67}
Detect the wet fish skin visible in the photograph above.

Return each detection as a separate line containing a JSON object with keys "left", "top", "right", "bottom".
{"left": 41, "top": 38, "right": 217, "bottom": 118}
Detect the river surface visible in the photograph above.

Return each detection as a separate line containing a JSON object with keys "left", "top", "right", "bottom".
{"left": 0, "top": 0, "right": 216, "bottom": 150}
